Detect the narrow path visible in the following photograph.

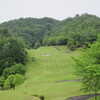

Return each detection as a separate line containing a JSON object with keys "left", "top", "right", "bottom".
{"left": 56, "top": 79, "right": 82, "bottom": 83}
{"left": 66, "top": 94, "right": 100, "bottom": 100}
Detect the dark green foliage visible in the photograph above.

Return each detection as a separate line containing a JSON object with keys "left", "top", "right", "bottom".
{"left": 0, "top": 17, "right": 59, "bottom": 48}
{"left": 0, "top": 29, "right": 27, "bottom": 90}
{"left": 32, "top": 94, "right": 39, "bottom": 97}
{"left": 0, "top": 29, "right": 13, "bottom": 75}
{"left": 39, "top": 95, "right": 45, "bottom": 100}
{"left": 31, "top": 57, "right": 35, "bottom": 61}
{"left": 32, "top": 95, "right": 45, "bottom": 100}
{"left": 0, "top": 29, "right": 27, "bottom": 75}
{"left": 54, "top": 14, "right": 100, "bottom": 49}
{"left": 0, "top": 13, "right": 100, "bottom": 49}
{"left": 47, "top": 14, "right": 100, "bottom": 49}
{"left": 3, "top": 64, "right": 26, "bottom": 79}
{"left": 0, "top": 28, "right": 13, "bottom": 38}
{"left": 3, "top": 39, "right": 27, "bottom": 65}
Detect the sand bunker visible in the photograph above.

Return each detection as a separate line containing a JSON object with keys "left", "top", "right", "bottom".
{"left": 41, "top": 54, "right": 50, "bottom": 56}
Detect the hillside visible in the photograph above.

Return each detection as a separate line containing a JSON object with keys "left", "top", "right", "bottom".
{"left": 0, "top": 46, "right": 83, "bottom": 100}
{"left": 0, "top": 13, "right": 100, "bottom": 49}
{"left": 0, "top": 17, "right": 59, "bottom": 48}
{"left": 0, "top": 15, "right": 100, "bottom": 99}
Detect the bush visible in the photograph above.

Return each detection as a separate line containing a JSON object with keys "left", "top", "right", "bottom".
{"left": 31, "top": 57, "right": 35, "bottom": 61}
{"left": 39, "top": 95, "right": 45, "bottom": 100}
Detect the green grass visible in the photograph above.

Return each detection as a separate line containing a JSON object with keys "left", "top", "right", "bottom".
{"left": 88, "top": 96, "right": 100, "bottom": 100}
{"left": 0, "top": 46, "right": 85, "bottom": 100}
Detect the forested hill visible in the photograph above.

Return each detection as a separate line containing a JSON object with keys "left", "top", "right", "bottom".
{"left": 0, "top": 13, "right": 100, "bottom": 50}
{"left": 0, "top": 17, "right": 59, "bottom": 48}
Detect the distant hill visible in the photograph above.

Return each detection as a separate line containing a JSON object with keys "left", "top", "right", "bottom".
{"left": 0, "top": 17, "right": 59, "bottom": 48}
{"left": 0, "top": 13, "right": 100, "bottom": 49}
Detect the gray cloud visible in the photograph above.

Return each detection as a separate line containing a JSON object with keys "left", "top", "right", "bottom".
{"left": 0, "top": 0, "right": 100, "bottom": 23}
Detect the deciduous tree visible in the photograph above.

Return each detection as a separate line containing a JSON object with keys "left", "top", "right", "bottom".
{"left": 0, "top": 77, "right": 5, "bottom": 90}
{"left": 74, "top": 41, "right": 100, "bottom": 100}
{"left": 5, "top": 74, "right": 24, "bottom": 90}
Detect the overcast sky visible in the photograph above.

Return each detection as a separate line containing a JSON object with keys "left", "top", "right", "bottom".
{"left": 0, "top": 0, "right": 100, "bottom": 23}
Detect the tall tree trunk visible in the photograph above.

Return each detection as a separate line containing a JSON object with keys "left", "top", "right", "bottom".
{"left": 95, "top": 90, "right": 97, "bottom": 100}
{"left": 95, "top": 95, "right": 97, "bottom": 100}
{"left": 13, "top": 85, "right": 15, "bottom": 90}
{"left": 1, "top": 85, "right": 4, "bottom": 90}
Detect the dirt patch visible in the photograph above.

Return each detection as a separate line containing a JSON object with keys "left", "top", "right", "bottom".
{"left": 56, "top": 79, "right": 82, "bottom": 83}
{"left": 66, "top": 94, "right": 100, "bottom": 100}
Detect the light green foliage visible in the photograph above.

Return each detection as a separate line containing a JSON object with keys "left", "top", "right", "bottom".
{"left": 5, "top": 75, "right": 15, "bottom": 87}
{"left": 0, "top": 77, "right": 5, "bottom": 90}
{"left": 81, "top": 65, "right": 100, "bottom": 93}
{"left": 42, "top": 35, "right": 68, "bottom": 46}
{"left": 5, "top": 74, "right": 24, "bottom": 90}
{"left": 74, "top": 42, "right": 100, "bottom": 95}
{"left": 14, "top": 74, "right": 24, "bottom": 85}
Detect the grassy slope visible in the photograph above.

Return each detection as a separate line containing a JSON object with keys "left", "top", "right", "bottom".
{"left": 0, "top": 46, "right": 86, "bottom": 100}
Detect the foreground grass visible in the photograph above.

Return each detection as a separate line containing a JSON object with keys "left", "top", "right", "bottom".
{"left": 0, "top": 90, "right": 39, "bottom": 100}
{"left": 88, "top": 96, "right": 100, "bottom": 100}
{"left": 0, "top": 46, "right": 85, "bottom": 100}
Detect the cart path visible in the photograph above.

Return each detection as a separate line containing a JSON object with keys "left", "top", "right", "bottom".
{"left": 66, "top": 94, "right": 100, "bottom": 100}
{"left": 56, "top": 79, "right": 82, "bottom": 83}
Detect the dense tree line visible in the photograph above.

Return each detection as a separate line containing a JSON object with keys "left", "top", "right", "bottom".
{"left": 0, "top": 14, "right": 100, "bottom": 50}
{"left": 0, "top": 29, "right": 27, "bottom": 90}
{"left": 50, "top": 13, "right": 100, "bottom": 50}
{"left": 0, "top": 17, "right": 59, "bottom": 48}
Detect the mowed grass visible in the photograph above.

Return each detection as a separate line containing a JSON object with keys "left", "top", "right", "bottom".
{"left": 0, "top": 46, "right": 85, "bottom": 100}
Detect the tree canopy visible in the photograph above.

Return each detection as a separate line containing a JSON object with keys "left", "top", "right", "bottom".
{"left": 0, "top": 29, "right": 27, "bottom": 76}
{"left": 0, "top": 77, "right": 5, "bottom": 90}
{"left": 5, "top": 74, "right": 24, "bottom": 90}
{"left": 74, "top": 38, "right": 100, "bottom": 97}
{"left": 0, "top": 14, "right": 100, "bottom": 49}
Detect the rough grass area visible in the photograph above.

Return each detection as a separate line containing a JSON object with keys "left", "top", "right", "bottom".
{"left": 0, "top": 46, "right": 85, "bottom": 100}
